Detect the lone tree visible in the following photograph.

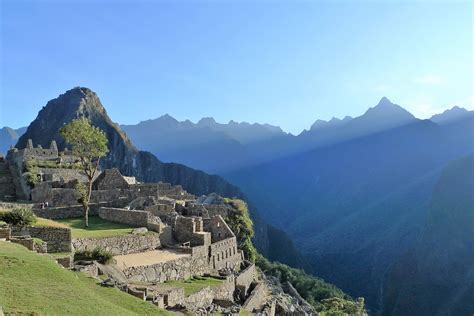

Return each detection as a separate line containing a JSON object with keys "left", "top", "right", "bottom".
{"left": 60, "top": 118, "right": 108, "bottom": 227}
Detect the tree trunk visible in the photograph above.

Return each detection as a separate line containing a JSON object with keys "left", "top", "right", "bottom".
{"left": 84, "top": 178, "right": 93, "bottom": 228}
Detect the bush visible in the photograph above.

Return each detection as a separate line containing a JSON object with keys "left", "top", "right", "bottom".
{"left": 0, "top": 208, "right": 37, "bottom": 226}
{"left": 223, "top": 198, "right": 257, "bottom": 262}
{"left": 74, "top": 247, "right": 113, "bottom": 264}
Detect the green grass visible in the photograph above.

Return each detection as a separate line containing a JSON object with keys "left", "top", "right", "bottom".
{"left": 0, "top": 241, "right": 168, "bottom": 315}
{"left": 165, "top": 276, "right": 223, "bottom": 296}
{"left": 35, "top": 217, "right": 69, "bottom": 228}
{"left": 55, "top": 216, "right": 134, "bottom": 238}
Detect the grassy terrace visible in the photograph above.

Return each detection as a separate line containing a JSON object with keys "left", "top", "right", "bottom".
{"left": 0, "top": 241, "right": 168, "bottom": 315}
{"left": 54, "top": 216, "right": 134, "bottom": 238}
{"left": 165, "top": 276, "right": 224, "bottom": 296}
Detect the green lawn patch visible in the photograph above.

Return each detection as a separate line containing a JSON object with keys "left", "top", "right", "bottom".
{"left": 35, "top": 217, "right": 69, "bottom": 228}
{"left": 0, "top": 241, "right": 168, "bottom": 315}
{"left": 165, "top": 276, "right": 223, "bottom": 296}
{"left": 56, "top": 216, "right": 134, "bottom": 238}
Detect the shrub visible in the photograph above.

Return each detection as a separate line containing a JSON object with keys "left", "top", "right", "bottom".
{"left": 92, "top": 247, "right": 113, "bottom": 264}
{"left": 25, "top": 171, "right": 41, "bottom": 188}
{"left": 0, "top": 208, "right": 37, "bottom": 226}
{"left": 74, "top": 247, "right": 113, "bottom": 264}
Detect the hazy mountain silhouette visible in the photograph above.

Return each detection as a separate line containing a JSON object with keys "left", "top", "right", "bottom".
{"left": 430, "top": 106, "right": 474, "bottom": 125}
{"left": 225, "top": 113, "right": 474, "bottom": 313}
{"left": 0, "top": 127, "right": 26, "bottom": 154}
{"left": 121, "top": 115, "right": 288, "bottom": 173}
{"left": 121, "top": 97, "right": 418, "bottom": 174}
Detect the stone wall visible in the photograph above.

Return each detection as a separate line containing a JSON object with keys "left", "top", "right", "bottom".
{"left": 242, "top": 282, "right": 267, "bottom": 312}
{"left": 173, "top": 216, "right": 211, "bottom": 247}
{"left": 11, "top": 237, "right": 34, "bottom": 250}
{"left": 98, "top": 207, "right": 149, "bottom": 227}
{"left": 0, "top": 227, "right": 11, "bottom": 240}
{"left": 32, "top": 186, "right": 128, "bottom": 208}
{"left": 188, "top": 204, "right": 230, "bottom": 218}
{"left": 235, "top": 262, "right": 256, "bottom": 298}
{"left": 29, "top": 226, "right": 72, "bottom": 252}
{"left": 56, "top": 255, "right": 73, "bottom": 269}
{"left": 211, "top": 275, "right": 235, "bottom": 302}
{"left": 209, "top": 237, "right": 241, "bottom": 271}
{"left": 182, "top": 286, "right": 214, "bottom": 311}
{"left": 121, "top": 253, "right": 211, "bottom": 283}
{"left": 93, "top": 169, "right": 130, "bottom": 190}
{"left": 33, "top": 204, "right": 102, "bottom": 219}
{"left": 203, "top": 215, "right": 235, "bottom": 242}
{"left": 72, "top": 233, "right": 160, "bottom": 256}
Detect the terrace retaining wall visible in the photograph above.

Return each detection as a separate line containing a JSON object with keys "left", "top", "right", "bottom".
{"left": 72, "top": 233, "right": 160, "bottom": 256}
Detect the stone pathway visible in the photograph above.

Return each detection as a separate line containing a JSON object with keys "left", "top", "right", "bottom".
{"left": 114, "top": 249, "right": 190, "bottom": 269}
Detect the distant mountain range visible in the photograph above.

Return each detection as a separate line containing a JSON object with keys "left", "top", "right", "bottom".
{"left": 119, "top": 97, "right": 469, "bottom": 174}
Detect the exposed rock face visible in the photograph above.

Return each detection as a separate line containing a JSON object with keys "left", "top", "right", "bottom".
{"left": 16, "top": 87, "right": 241, "bottom": 198}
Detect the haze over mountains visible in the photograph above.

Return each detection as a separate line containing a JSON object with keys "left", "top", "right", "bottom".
{"left": 2, "top": 92, "right": 473, "bottom": 315}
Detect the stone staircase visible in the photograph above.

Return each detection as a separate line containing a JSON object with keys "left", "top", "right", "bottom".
{"left": 0, "top": 160, "right": 16, "bottom": 201}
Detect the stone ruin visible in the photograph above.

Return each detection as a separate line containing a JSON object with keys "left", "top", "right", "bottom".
{"left": 0, "top": 141, "right": 280, "bottom": 314}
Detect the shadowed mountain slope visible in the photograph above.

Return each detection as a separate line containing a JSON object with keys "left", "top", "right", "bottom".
{"left": 225, "top": 115, "right": 474, "bottom": 313}
{"left": 382, "top": 154, "right": 474, "bottom": 315}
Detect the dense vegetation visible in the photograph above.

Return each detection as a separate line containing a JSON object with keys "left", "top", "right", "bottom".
{"left": 223, "top": 198, "right": 257, "bottom": 262}
{"left": 257, "top": 254, "right": 365, "bottom": 314}
{"left": 224, "top": 198, "right": 366, "bottom": 314}
{"left": 0, "top": 241, "right": 168, "bottom": 315}
{"left": 0, "top": 207, "right": 36, "bottom": 226}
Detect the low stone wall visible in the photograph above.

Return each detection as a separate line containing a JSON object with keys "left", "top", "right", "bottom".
{"left": 56, "top": 255, "right": 73, "bottom": 269}
{"left": 242, "top": 283, "right": 267, "bottom": 312}
{"left": 0, "top": 227, "right": 11, "bottom": 240}
{"left": 182, "top": 286, "right": 214, "bottom": 311}
{"left": 11, "top": 237, "right": 34, "bottom": 250}
{"left": 212, "top": 275, "right": 235, "bottom": 302}
{"left": 32, "top": 203, "right": 112, "bottom": 219}
{"left": 29, "top": 226, "right": 72, "bottom": 253}
{"left": 121, "top": 254, "right": 210, "bottom": 283}
{"left": 98, "top": 207, "right": 149, "bottom": 227}
{"left": 235, "top": 262, "right": 256, "bottom": 298}
{"left": 72, "top": 233, "right": 160, "bottom": 256}
{"left": 34, "top": 206, "right": 91, "bottom": 219}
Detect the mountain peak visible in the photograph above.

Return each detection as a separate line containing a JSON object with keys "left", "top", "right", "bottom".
{"left": 430, "top": 106, "right": 473, "bottom": 124}
{"left": 198, "top": 117, "right": 217, "bottom": 126}
{"left": 377, "top": 96, "right": 392, "bottom": 106}
{"left": 16, "top": 87, "right": 127, "bottom": 150}
{"left": 365, "top": 97, "right": 414, "bottom": 119}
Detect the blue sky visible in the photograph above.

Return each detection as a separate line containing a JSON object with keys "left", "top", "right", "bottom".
{"left": 1, "top": 0, "right": 472, "bottom": 134}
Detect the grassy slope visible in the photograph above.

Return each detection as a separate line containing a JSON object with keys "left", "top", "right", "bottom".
{"left": 56, "top": 216, "right": 134, "bottom": 238}
{"left": 165, "top": 276, "right": 223, "bottom": 296}
{"left": 0, "top": 241, "right": 168, "bottom": 315}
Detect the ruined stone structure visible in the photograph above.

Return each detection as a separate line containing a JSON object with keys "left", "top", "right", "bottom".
{"left": 0, "top": 141, "right": 283, "bottom": 315}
